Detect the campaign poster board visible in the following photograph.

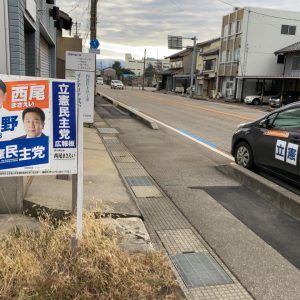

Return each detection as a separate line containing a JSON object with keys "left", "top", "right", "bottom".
{"left": 0, "top": 75, "right": 77, "bottom": 177}
{"left": 65, "top": 51, "right": 95, "bottom": 123}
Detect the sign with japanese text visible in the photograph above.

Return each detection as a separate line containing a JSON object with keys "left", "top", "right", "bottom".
{"left": 0, "top": 75, "right": 77, "bottom": 177}
{"left": 65, "top": 51, "right": 95, "bottom": 123}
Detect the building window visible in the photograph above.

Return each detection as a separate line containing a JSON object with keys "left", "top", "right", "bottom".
{"left": 234, "top": 48, "right": 240, "bottom": 61}
{"left": 204, "top": 59, "right": 215, "bottom": 71}
{"left": 281, "top": 25, "right": 296, "bottom": 35}
{"left": 226, "top": 50, "right": 232, "bottom": 62}
{"left": 236, "top": 20, "right": 241, "bottom": 33}
{"left": 221, "top": 50, "right": 226, "bottom": 62}
{"left": 292, "top": 57, "right": 300, "bottom": 70}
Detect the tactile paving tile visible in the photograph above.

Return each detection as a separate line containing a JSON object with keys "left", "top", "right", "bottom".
{"left": 102, "top": 137, "right": 120, "bottom": 144}
{"left": 116, "top": 162, "right": 145, "bottom": 170}
{"left": 119, "top": 168, "right": 149, "bottom": 177}
{"left": 111, "top": 151, "right": 136, "bottom": 163}
{"left": 156, "top": 229, "right": 208, "bottom": 255}
{"left": 131, "top": 186, "right": 163, "bottom": 198}
{"left": 97, "top": 127, "right": 119, "bottom": 134}
{"left": 135, "top": 197, "right": 191, "bottom": 230}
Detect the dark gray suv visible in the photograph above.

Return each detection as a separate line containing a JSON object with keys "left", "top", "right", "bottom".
{"left": 231, "top": 103, "right": 300, "bottom": 186}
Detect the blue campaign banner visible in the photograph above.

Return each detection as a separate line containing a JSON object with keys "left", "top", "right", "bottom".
{"left": 52, "top": 81, "right": 76, "bottom": 149}
{"left": 0, "top": 137, "right": 49, "bottom": 170}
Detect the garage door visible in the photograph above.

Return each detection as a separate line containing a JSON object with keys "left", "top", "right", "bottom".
{"left": 40, "top": 35, "right": 50, "bottom": 78}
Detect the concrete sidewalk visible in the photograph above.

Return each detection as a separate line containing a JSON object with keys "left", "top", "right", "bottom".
{"left": 24, "top": 112, "right": 140, "bottom": 218}
{"left": 0, "top": 111, "right": 153, "bottom": 252}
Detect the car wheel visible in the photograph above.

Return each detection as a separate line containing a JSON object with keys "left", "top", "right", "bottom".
{"left": 252, "top": 98, "right": 260, "bottom": 105}
{"left": 234, "top": 142, "right": 254, "bottom": 170}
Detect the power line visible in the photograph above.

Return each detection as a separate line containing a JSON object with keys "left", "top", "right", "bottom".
{"left": 214, "top": 0, "right": 300, "bottom": 22}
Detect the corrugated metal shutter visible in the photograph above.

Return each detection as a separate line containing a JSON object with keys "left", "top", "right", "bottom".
{"left": 40, "top": 35, "right": 50, "bottom": 78}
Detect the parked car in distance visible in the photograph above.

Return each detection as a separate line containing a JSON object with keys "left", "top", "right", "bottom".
{"left": 96, "top": 77, "right": 104, "bottom": 85}
{"left": 244, "top": 91, "right": 278, "bottom": 105}
{"left": 269, "top": 95, "right": 281, "bottom": 108}
{"left": 231, "top": 102, "right": 300, "bottom": 187}
{"left": 111, "top": 80, "right": 124, "bottom": 89}
{"left": 269, "top": 92, "right": 300, "bottom": 108}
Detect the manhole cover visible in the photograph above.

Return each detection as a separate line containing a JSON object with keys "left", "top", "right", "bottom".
{"left": 171, "top": 252, "right": 233, "bottom": 288}
{"left": 97, "top": 128, "right": 119, "bottom": 134}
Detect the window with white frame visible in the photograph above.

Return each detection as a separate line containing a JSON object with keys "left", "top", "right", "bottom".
{"left": 226, "top": 50, "right": 232, "bottom": 62}
{"left": 230, "top": 22, "right": 235, "bottom": 35}
{"left": 292, "top": 57, "right": 300, "bottom": 70}
{"left": 234, "top": 48, "right": 240, "bottom": 61}
{"left": 236, "top": 20, "right": 241, "bottom": 33}
{"left": 281, "top": 25, "right": 296, "bottom": 35}
{"left": 204, "top": 59, "right": 216, "bottom": 71}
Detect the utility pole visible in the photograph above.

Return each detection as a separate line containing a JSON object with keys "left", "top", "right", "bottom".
{"left": 90, "top": 0, "right": 98, "bottom": 40}
{"left": 142, "top": 49, "right": 146, "bottom": 90}
{"left": 189, "top": 36, "right": 197, "bottom": 98}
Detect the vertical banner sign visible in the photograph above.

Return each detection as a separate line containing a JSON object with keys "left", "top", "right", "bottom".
{"left": 65, "top": 51, "right": 95, "bottom": 123}
{"left": 0, "top": 75, "right": 77, "bottom": 176}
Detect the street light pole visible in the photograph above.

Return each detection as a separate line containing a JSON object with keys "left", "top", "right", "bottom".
{"left": 189, "top": 36, "right": 197, "bottom": 98}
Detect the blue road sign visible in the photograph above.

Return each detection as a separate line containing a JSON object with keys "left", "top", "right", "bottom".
{"left": 90, "top": 39, "right": 100, "bottom": 49}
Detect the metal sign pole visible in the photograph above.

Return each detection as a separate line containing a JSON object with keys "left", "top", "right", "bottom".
{"left": 76, "top": 86, "right": 84, "bottom": 239}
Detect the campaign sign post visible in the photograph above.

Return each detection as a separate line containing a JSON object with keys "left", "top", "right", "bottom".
{"left": 0, "top": 75, "right": 78, "bottom": 176}
{"left": 0, "top": 75, "right": 84, "bottom": 240}
{"left": 65, "top": 51, "right": 96, "bottom": 123}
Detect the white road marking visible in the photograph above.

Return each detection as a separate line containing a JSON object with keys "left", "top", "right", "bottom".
{"left": 101, "top": 92, "right": 234, "bottom": 161}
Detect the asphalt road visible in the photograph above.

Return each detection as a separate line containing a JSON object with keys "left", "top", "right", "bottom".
{"left": 95, "top": 90, "right": 300, "bottom": 300}
{"left": 98, "top": 84, "right": 267, "bottom": 153}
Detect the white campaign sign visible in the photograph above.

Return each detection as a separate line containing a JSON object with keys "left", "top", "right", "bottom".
{"left": 275, "top": 139, "right": 286, "bottom": 161}
{"left": 66, "top": 51, "right": 95, "bottom": 123}
{"left": 286, "top": 143, "right": 298, "bottom": 166}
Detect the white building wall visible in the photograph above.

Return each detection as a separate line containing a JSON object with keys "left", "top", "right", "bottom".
{"left": 125, "top": 53, "right": 170, "bottom": 76}
{"left": 0, "top": 0, "right": 10, "bottom": 74}
{"left": 240, "top": 7, "right": 300, "bottom": 77}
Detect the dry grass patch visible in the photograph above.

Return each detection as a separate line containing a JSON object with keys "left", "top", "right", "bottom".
{"left": 0, "top": 213, "right": 183, "bottom": 300}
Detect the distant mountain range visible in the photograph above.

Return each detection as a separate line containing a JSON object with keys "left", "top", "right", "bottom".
{"left": 96, "top": 59, "right": 125, "bottom": 70}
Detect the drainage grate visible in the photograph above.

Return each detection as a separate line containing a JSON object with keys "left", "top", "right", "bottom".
{"left": 97, "top": 127, "right": 119, "bottom": 134}
{"left": 171, "top": 252, "right": 233, "bottom": 288}
{"left": 125, "top": 176, "right": 153, "bottom": 186}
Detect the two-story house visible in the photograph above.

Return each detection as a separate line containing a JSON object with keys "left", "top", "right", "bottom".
{"left": 195, "top": 38, "right": 220, "bottom": 98}
{"left": 161, "top": 47, "right": 193, "bottom": 92}
{"left": 218, "top": 7, "right": 300, "bottom": 100}
{"left": 275, "top": 41, "right": 300, "bottom": 94}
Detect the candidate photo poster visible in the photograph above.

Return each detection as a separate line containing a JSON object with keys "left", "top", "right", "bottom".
{"left": 0, "top": 75, "right": 77, "bottom": 176}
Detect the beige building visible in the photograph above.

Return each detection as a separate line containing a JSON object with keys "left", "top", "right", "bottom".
{"left": 56, "top": 36, "right": 82, "bottom": 78}
{"left": 196, "top": 38, "right": 220, "bottom": 98}
{"left": 218, "top": 7, "right": 300, "bottom": 99}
